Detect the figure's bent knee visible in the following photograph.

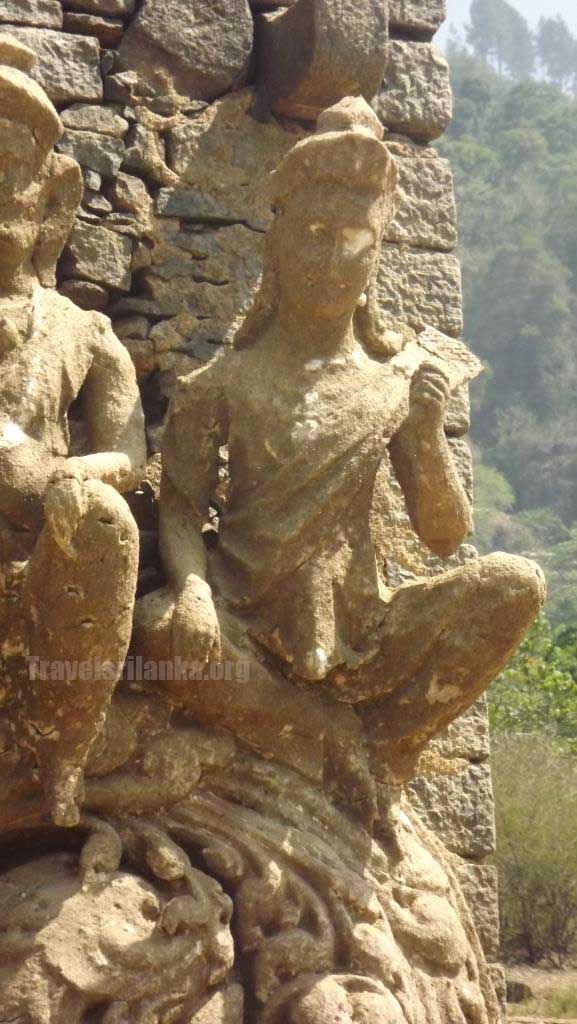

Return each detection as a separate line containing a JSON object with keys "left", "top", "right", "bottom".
{"left": 478, "top": 552, "right": 546, "bottom": 620}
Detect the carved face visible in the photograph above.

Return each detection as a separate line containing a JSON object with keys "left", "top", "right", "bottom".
{"left": 0, "top": 117, "right": 46, "bottom": 273}
{"left": 275, "top": 184, "right": 382, "bottom": 321}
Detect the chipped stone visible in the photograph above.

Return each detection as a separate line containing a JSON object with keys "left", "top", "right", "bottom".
{"left": 378, "top": 244, "right": 463, "bottom": 337}
{"left": 61, "top": 103, "right": 129, "bottom": 138}
{"left": 389, "top": 0, "right": 446, "bottom": 39}
{"left": 0, "top": 26, "right": 102, "bottom": 103}
{"left": 62, "top": 11, "right": 123, "bottom": 45}
{"left": 255, "top": 0, "right": 388, "bottom": 120}
{"left": 409, "top": 763, "right": 497, "bottom": 858}
{"left": 385, "top": 138, "right": 457, "bottom": 252}
{"left": 62, "top": 220, "right": 132, "bottom": 291}
{"left": 57, "top": 129, "right": 125, "bottom": 178}
{"left": 118, "top": 0, "right": 253, "bottom": 104}
{"left": 59, "top": 278, "right": 110, "bottom": 310}
{"left": 374, "top": 41, "right": 452, "bottom": 142}
{"left": 0, "top": 0, "right": 63, "bottom": 29}
{"left": 62, "top": 0, "right": 135, "bottom": 14}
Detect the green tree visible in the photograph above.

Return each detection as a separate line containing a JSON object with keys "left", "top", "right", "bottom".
{"left": 467, "top": 0, "right": 535, "bottom": 79}
{"left": 489, "top": 617, "right": 577, "bottom": 750}
{"left": 536, "top": 15, "right": 577, "bottom": 91}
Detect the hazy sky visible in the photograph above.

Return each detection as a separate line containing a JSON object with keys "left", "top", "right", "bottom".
{"left": 438, "top": 0, "right": 577, "bottom": 45}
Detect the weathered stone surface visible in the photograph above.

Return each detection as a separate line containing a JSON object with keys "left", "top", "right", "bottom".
{"left": 0, "top": 0, "right": 63, "bottom": 28}
{"left": 437, "top": 697, "right": 491, "bottom": 762}
{"left": 62, "top": 11, "right": 124, "bottom": 46}
{"left": 59, "top": 277, "right": 110, "bottom": 310}
{"left": 61, "top": 103, "right": 128, "bottom": 138}
{"left": 374, "top": 41, "right": 452, "bottom": 142}
{"left": 167, "top": 89, "right": 305, "bottom": 231}
{"left": 62, "top": 220, "right": 132, "bottom": 290}
{"left": 389, "top": 0, "right": 446, "bottom": 38}
{"left": 385, "top": 138, "right": 457, "bottom": 252}
{"left": 58, "top": 129, "right": 124, "bottom": 177}
{"left": 113, "top": 314, "right": 150, "bottom": 339}
{"left": 118, "top": 0, "right": 253, "bottom": 104}
{"left": 191, "top": 984, "right": 244, "bottom": 1023}
{"left": 377, "top": 243, "right": 463, "bottom": 336}
{"left": 0, "top": 26, "right": 102, "bottom": 103}
{"left": 0, "top": 43, "right": 145, "bottom": 828}
{"left": 0, "top": 44, "right": 545, "bottom": 1022}
{"left": 62, "top": 0, "right": 134, "bottom": 14}
{"left": 409, "top": 763, "right": 497, "bottom": 858}
{"left": 255, "top": 0, "right": 388, "bottom": 119}
{"left": 456, "top": 863, "right": 500, "bottom": 959}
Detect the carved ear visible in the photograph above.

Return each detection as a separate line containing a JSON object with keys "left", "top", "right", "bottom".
{"left": 33, "top": 153, "right": 83, "bottom": 288}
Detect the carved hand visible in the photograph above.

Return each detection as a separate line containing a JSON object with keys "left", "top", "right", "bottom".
{"left": 172, "top": 575, "right": 221, "bottom": 667}
{"left": 406, "top": 362, "right": 451, "bottom": 433}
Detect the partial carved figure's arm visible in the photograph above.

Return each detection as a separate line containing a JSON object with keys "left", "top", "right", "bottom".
{"left": 159, "top": 367, "right": 227, "bottom": 662}
{"left": 66, "top": 318, "right": 147, "bottom": 492}
{"left": 389, "top": 363, "right": 472, "bottom": 558}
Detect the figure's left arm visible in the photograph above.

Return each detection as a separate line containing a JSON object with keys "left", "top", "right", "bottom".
{"left": 389, "top": 363, "right": 472, "bottom": 558}
{"left": 63, "top": 318, "right": 147, "bottom": 492}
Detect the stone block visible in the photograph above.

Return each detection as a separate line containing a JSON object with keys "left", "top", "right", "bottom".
{"left": 0, "top": 26, "right": 102, "bottom": 103}
{"left": 456, "top": 862, "right": 500, "bottom": 959}
{"left": 385, "top": 139, "right": 456, "bottom": 252}
{"left": 377, "top": 244, "right": 463, "bottom": 337}
{"left": 118, "top": 0, "right": 253, "bottom": 103}
{"left": 63, "top": 11, "right": 124, "bottom": 46}
{"left": 0, "top": 0, "right": 63, "bottom": 28}
{"left": 408, "top": 762, "right": 496, "bottom": 858}
{"left": 62, "top": 220, "right": 132, "bottom": 291}
{"left": 57, "top": 129, "right": 125, "bottom": 177}
{"left": 388, "top": 0, "right": 446, "bottom": 39}
{"left": 61, "top": 103, "right": 128, "bottom": 138}
{"left": 255, "top": 0, "right": 388, "bottom": 120}
{"left": 59, "top": 278, "right": 110, "bottom": 311}
{"left": 167, "top": 89, "right": 306, "bottom": 231}
{"left": 374, "top": 40, "right": 452, "bottom": 142}
{"left": 62, "top": 0, "right": 134, "bottom": 14}
{"left": 437, "top": 697, "right": 491, "bottom": 763}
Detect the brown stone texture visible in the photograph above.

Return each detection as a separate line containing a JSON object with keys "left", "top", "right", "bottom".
{"left": 389, "top": 0, "right": 447, "bottom": 38}
{"left": 0, "top": 26, "right": 102, "bottom": 103}
{"left": 255, "top": 0, "right": 388, "bottom": 119}
{"left": 374, "top": 41, "right": 453, "bottom": 141}
{"left": 409, "top": 763, "right": 497, "bottom": 859}
{"left": 0, "top": 0, "right": 63, "bottom": 29}
{"left": 119, "top": 0, "right": 254, "bottom": 104}
{"left": 377, "top": 244, "right": 463, "bottom": 336}
{"left": 385, "top": 138, "right": 457, "bottom": 252}
{"left": 0, "top": 1, "right": 531, "bottom": 1018}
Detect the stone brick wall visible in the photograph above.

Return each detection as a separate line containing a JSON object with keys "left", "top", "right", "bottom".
{"left": 1, "top": 0, "right": 501, "bottom": 984}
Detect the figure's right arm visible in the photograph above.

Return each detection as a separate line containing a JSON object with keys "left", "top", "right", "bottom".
{"left": 159, "top": 368, "right": 227, "bottom": 661}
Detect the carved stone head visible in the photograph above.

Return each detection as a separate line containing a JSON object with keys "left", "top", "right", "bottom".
{"left": 0, "top": 36, "right": 82, "bottom": 288}
{"left": 235, "top": 95, "right": 407, "bottom": 356}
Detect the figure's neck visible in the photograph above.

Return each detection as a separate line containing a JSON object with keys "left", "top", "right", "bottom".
{"left": 274, "top": 302, "right": 357, "bottom": 360}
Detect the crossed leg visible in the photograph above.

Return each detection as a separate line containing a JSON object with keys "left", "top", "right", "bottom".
{"left": 337, "top": 553, "right": 546, "bottom": 782}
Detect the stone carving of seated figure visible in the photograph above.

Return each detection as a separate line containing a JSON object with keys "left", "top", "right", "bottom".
{"left": 134, "top": 95, "right": 545, "bottom": 810}
{"left": 0, "top": 37, "right": 146, "bottom": 827}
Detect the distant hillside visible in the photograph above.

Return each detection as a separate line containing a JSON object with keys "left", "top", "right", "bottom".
{"left": 439, "top": 43, "right": 577, "bottom": 622}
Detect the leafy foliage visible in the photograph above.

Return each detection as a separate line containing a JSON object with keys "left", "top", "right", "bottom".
{"left": 441, "top": 36, "right": 577, "bottom": 621}
{"left": 493, "top": 733, "right": 577, "bottom": 965}
{"left": 489, "top": 617, "right": 577, "bottom": 752}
